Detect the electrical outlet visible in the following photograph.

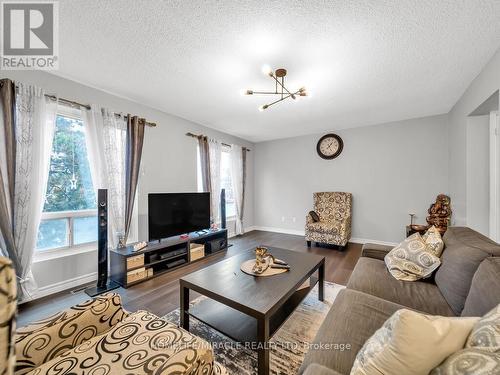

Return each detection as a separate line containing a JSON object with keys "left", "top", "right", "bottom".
{"left": 281, "top": 216, "right": 285, "bottom": 223}
{"left": 292, "top": 217, "right": 296, "bottom": 223}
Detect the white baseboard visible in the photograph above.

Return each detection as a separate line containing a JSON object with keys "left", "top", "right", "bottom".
{"left": 34, "top": 272, "right": 97, "bottom": 300}
{"left": 253, "top": 226, "right": 305, "bottom": 236}
{"left": 250, "top": 226, "right": 397, "bottom": 247}
{"left": 350, "top": 237, "right": 398, "bottom": 247}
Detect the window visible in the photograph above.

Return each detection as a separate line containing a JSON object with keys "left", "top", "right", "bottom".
{"left": 220, "top": 146, "right": 236, "bottom": 218}
{"left": 196, "top": 145, "right": 236, "bottom": 220}
{"left": 36, "top": 110, "right": 97, "bottom": 251}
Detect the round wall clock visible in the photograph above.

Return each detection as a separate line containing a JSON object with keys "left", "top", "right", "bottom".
{"left": 316, "top": 133, "right": 343, "bottom": 159}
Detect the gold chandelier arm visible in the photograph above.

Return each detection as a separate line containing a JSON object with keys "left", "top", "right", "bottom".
{"left": 252, "top": 91, "right": 282, "bottom": 95}
{"left": 271, "top": 74, "right": 293, "bottom": 96}
{"left": 264, "top": 93, "right": 294, "bottom": 108}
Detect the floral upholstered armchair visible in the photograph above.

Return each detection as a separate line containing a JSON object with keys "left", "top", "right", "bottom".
{"left": 0, "top": 256, "right": 226, "bottom": 375}
{"left": 305, "top": 192, "right": 352, "bottom": 249}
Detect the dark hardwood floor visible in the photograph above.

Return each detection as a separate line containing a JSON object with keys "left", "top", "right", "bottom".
{"left": 17, "top": 230, "right": 362, "bottom": 326}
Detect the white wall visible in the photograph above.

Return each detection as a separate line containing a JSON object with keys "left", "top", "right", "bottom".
{"left": 2, "top": 71, "right": 255, "bottom": 296}
{"left": 448, "top": 48, "right": 500, "bottom": 225}
{"left": 466, "top": 115, "right": 490, "bottom": 236}
{"left": 254, "top": 115, "right": 449, "bottom": 244}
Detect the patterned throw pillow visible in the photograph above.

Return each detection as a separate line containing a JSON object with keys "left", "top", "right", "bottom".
{"left": 430, "top": 348, "right": 500, "bottom": 375}
{"left": 430, "top": 304, "right": 500, "bottom": 375}
{"left": 350, "top": 309, "right": 479, "bottom": 375}
{"left": 385, "top": 233, "right": 441, "bottom": 281}
{"left": 309, "top": 211, "right": 320, "bottom": 222}
{"left": 466, "top": 304, "right": 500, "bottom": 351}
{"left": 422, "top": 226, "right": 445, "bottom": 257}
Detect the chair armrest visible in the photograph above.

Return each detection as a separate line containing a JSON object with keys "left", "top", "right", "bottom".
{"left": 306, "top": 213, "right": 314, "bottom": 224}
{"left": 339, "top": 216, "right": 351, "bottom": 238}
{"left": 15, "top": 293, "right": 128, "bottom": 374}
{"left": 361, "top": 243, "right": 394, "bottom": 260}
{"left": 302, "top": 363, "right": 343, "bottom": 375}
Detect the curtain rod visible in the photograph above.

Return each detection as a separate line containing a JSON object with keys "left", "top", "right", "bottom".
{"left": 185, "top": 132, "right": 251, "bottom": 151}
{"left": 43, "top": 94, "right": 156, "bottom": 127}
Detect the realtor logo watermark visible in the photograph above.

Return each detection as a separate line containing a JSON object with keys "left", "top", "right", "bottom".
{"left": 1, "top": 0, "right": 58, "bottom": 69}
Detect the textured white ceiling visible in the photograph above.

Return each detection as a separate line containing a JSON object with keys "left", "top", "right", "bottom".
{"left": 55, "top": 0, "right": 500, "bottom": 142}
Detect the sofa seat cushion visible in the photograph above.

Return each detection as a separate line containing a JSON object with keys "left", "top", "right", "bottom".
{"left": 347, "top": 257, "right": 455, "bottom": 316}
{"left": 306, "top": 221, "right": 339, "bottom": 235}
{"left": 26, "top": 310, "right": 215, "bottom": 375}
{"left": 298, "top": 289, "right": 406, "bottom": 375}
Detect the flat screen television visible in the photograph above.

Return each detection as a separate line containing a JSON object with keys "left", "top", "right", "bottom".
{"left": 148, "top": 192, "right": 210, "bottom": 240}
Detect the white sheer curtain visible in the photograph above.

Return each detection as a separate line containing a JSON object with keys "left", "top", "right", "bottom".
{"left": 84, "top": 106, "right": 126, "bottom": 249}
{"left": 230, "top": 144, "right": 245, "bottom": 235}
{"left": 208, "top": 138, "right": 221, "bottom": 224}
{"left": 14, "top": 83, "right": 57, "bottom": 300}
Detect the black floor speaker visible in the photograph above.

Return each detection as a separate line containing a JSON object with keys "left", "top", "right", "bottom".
{"left": 220, "top": 188, "right": 226, "bottom": 229}
{"left": 85, "top": 189, "right": 119, "bottom": 297}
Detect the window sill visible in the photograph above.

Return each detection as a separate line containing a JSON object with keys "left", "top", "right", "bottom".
{"left": 33, "top": 243, "right": 97, "bottom": 263}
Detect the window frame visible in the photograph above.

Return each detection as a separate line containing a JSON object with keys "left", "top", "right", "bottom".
{"left": 220, "top": 145, "right": 237, "bottom": 221}
{"left": 38, "top": 209, "right": 98, "bottom": 251}
{"left": 35, "top": 107, "right": 98, "bottom": 256}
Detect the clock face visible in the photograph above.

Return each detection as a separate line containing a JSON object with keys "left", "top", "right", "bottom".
{"left": 317, "top": 134, "right": 343, "bottom": 159}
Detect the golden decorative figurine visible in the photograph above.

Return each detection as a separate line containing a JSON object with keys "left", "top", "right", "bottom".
{"left": 426, "top": 194, "right": 452, "bottom": 234}
{"left": 253, "top": 246, "right": 270, "bottom": 274}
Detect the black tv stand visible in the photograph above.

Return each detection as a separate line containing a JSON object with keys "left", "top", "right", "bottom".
{"left": 110, "top": 228, "right": 227, "bottom": 288}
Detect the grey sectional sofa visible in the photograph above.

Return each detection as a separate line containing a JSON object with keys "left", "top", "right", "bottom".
{"left": 299, "top": 227, "right": 500, "bottom": 375}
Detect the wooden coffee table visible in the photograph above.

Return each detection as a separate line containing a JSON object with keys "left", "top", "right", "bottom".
{"left": 180, "top": 247, "right": 325, "bottom": 375}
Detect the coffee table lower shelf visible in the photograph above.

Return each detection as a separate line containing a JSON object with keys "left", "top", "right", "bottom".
{"left": 187, "top": 283, "right": 313, "bottom": 343}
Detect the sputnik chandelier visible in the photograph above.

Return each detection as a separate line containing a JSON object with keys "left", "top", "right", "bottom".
{"left": 244, "top": 66, "right": 308, "bottom": 111}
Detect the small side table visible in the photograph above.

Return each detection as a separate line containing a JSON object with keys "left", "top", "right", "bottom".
{"left": 406, "top": 225, "right": 429, "bottom": 237}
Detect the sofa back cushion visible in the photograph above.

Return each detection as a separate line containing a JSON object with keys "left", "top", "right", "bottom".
{"left": 435, "top": 227, "right": 500, "bottom": 315}
{"left": 0, "top": 257, "right": 17, "bottom": 375}
{"left": 14, "top": 293, "right": 127, "bottom": 374}
{"left": 461, "top": 257, "right": 500, "bottom": 317}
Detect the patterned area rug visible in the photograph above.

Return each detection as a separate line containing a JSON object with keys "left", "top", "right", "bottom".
{"left": 163, "top": 282, "right": 345, "bottom": 375}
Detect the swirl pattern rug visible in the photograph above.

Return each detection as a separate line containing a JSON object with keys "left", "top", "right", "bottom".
{"left": 164, "top": 282, "right": 345, "bottom": 375}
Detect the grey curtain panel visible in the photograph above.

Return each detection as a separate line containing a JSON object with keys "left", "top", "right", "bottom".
{"left": 242, "top": 147, "right": 247, "bottom": 220}
{"left": 124, "top": 115, "right": 145, "bottom": 241}
{"left": 0, "top": 79, "right": 18, "bottom": 268}
{"left": 0, "top": 80, "right": 57, "bottom": 301}
{"left": 197, "top": 135, "right": 210, "bottom": 192}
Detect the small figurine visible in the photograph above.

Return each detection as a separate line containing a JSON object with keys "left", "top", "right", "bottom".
{"left": 426, "top": 194, "right": 452, "bottom": 234}
{"left": 253, "top": 246, "right": 290, "bottom": 273}
{"left": 253, "top": 246, "right": 270, "bottom": 274}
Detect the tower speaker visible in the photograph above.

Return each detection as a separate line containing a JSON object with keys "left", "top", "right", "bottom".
{"left": 220, "top": 188, "right": 226, "bottom": 229}
{"left": 85, "top": 189, "right": 119, "bottom": 297}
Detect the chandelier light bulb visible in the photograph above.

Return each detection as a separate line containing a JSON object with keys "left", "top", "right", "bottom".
{"left": 261, "top": 65, "right": 273, "bottom": 76}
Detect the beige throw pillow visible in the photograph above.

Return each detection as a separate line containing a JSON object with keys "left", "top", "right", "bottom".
{"left": 422, "top": 226, "right": 444, "bottom": 257}
{"left": 385, "top": 233, "right": 441, "bottom": 281}
{"left": 351, "top": 309, "right": 479, "bottom": 375}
